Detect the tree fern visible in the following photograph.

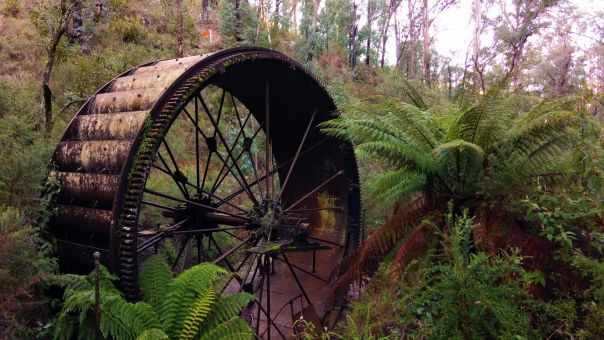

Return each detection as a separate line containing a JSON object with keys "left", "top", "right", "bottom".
{"left": 52, "top": 260, "right": 253, "bottom": 339}
{"left": 199, "top": 293, "right": 254, "bottom": 332}
{"left": 160, "top": 264, "right": 226, "bottom": 338}
{"left": 323, "top": 78, "right": 579, "bottom": 287}
{"left": 139, "top": 254, "right": 172, "bottom": 312}
{"left": 136, "top": 328, "right": 169, "bottom": 340}
{"left": 179, "top": 287, "right": 216, "bottom": 340}
{"left": 198, "top": 317, "right": 254, "bottom": 340}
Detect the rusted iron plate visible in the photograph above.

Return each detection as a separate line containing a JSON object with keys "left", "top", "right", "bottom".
{"left": 55, "top": 140, "right": 131, "bottom": 173}
{"left": 91, "top": 88, "right": 163, "bottom": 114}
{"left": 69, "top": 111, "right": 147, "bottom": 141}
{"left": 54, "top": 171, "right": 119, "bottom": 208}
{"left": 132, "top": 55, "right": 206, "bottom": 75}
{"left": 110, "top": 69, "right": 186, "bottom": 92}
{"left": 54, "top": 204, "right": 112, "bottom": 241}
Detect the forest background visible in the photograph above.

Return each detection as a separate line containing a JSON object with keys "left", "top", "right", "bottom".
{"left": 0, "top": 0, "right": 603, "bottom": 338}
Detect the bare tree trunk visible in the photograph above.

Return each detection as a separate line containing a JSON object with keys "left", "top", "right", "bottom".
{"left": 235, "top": 0, "right": 243, "bottom": 42}
{"left": 422, "top": 0, "right": 430, "bottom": 87}
{"left": 447, "top": 61, "right": 452, "bottom": 98}
{"left": 407, "top": 0, "right": 415, "bottom": 78}
{"left": 349, "top": 1, "right": 359, "bottom": 70}
{"left": 255, "top": 0, "right": 263, "bottom": 43}
{"left": 176, "top": 0, "right": 184, "bottom": 57}
{"left": 380, "top": 0, "right": 400, "bottom": 68}
{"left": 394, "top": 9, "right": 401, "bottom": 67}
{"left": 43, "top": 0, "right": 77, "bottom": 136}
{"left": 202, "top": 0, "right": 209, "bottom": 23}
{"left": 555, "top": 42, "right": 572, "bottom": 96}
{"left": 292, "top": 0, "right": 298, "bottom": 33}
{"left": 472, "top": 0, "right": 482, "bottom": 93}
{"left": 365, "top": 0, "right": 372, "bottom": 66}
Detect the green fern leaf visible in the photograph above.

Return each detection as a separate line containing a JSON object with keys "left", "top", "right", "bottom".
{"left": 198, "top": 317, "right": 254, "bottom": 340}
{"left": 160, "top": 263, "right": 227, "bottom": 338}
{"left": 199, "top": 293, "right": 254, "bottom": 332}
{"left": 178, "top": 287, "right": 216, "bottom": 340}
{"left": 139, "top": 254, "right": 172, "bottom": 311}
{"left": 136, "top": 328, "right": 169, "bottom": 340}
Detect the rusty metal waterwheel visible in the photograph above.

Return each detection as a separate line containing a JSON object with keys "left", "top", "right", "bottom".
{"left": 48, "top": 47, "right": 361, "bottom": 338}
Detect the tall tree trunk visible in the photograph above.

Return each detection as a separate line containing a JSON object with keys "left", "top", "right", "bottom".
{"left": 380, "top": 0, "right": 399, "bottom": 69}
{"left": 43, "top": 0, "right": 76, "bottom": 136}
{"left": 447, "top": 61, "right": 452, "bottom": 99}
{"left": 472, "top": 0, "right": 482, "bottom": 93}
{"left": 292, "top": 0, "right": 298, "bottom": 33}
{"left": 309, "top": 0, "right": 321, "bottom": 59}
{"left": 176, "top": 0, "right": 184, "bottom": 57}
{"left": 365, "top": 0, "right": 372, "bottom": 66}
{"left": 422, "top": 0, "right": 430, "bottom": 87}
{"left": 394, "top": 9, "right": 401, "bottom": 68}
{"left": 235, "top": 0, "right": 243, "bottom": 42}
{"left": 407, "top": 0, "right": 415, "bottom": 78}
{"left": 255, "top": 0, "right": 263, "bottom": 43}
{"left": 202, "top": 0, "right": 209, "bottom": 23}
{"left": 349, "top": 1, "right": 358, "bottom": 70}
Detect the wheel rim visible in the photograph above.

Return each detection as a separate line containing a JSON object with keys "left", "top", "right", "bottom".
{"left": 50, "top": 47, "right": 361, "bottom": 338}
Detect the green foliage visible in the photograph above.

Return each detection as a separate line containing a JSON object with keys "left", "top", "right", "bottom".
{"left": 341, "top": 212, "right": 571, "bottom": 339}
{"left": 51, "top": 256, "right": 254, "bottom": 339}
{"left": 108, "top": 17, "right": 145, "bottom": 43}
{"left": 0, "top": 115, "right": 52, "bottom": 207}
{"left": 321, "top": 82, "right": 578, "bottom": 211}
{"left": 217, "top": 0, "right": 258, "bottom": 47}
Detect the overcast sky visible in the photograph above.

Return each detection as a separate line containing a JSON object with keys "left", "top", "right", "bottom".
{"left": 384, "top": 0, "right": 604, "bottom": 66}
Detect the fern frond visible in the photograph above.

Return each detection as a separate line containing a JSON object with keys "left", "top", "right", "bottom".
{"left": 335, "top": 198, "right": 434, "bottom": 288}
{"left": 399, "top": 77, "right": 428, "bottom": 110}
{"left": 504, "top": 110, "right": 577, "bottom": 158}
{"left": 160, "top": 263, "right": 226, "bottom": 339}
{"left": 100, "top": 295, "right": 160, "bottom": 339}
{"left": 198, "top": 317, "right": 254, "bottom": 340}
{"left": 389, "top": 223, "right": 432, "bottom": 280}
{"left": 178, "top": 287, "right": 216, "bottom": 340}
{"left": 139, "top": 254, "right": 172, "bottom": 311}
{"left": 199, "top": 293, "right": 254, "bottom": 332}
{"left": 367, "top": 169, "right": 425, "bottom": 206}
{"left": 433, "top": 139, "right": 485, "bottom": 190}
{"left": 136, "top": 328, "right": 169, "bottom": 340}
{"left": 379, "top": 101, "right": 439, "bottom": 149}
{"left": 447, "top": 83, "right": 507, "bottom": 147}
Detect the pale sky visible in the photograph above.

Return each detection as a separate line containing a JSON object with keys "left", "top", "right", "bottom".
{"left": 384, "top": 0, "right": 604, "bottom": 66}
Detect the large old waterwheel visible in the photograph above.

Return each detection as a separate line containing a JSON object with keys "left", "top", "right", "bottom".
{"left": 48, "top": 47, "right": 361, "bottom": 338}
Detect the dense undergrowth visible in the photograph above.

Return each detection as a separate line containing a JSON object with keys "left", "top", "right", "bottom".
{"left": 0, "top": 0, "right": 603, "bottom": 338}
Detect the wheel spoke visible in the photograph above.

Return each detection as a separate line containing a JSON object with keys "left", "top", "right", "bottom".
{"left": 264, "top": 79, "right": 272, "bottom": 199}
{"left": 195, "top": 96, "right": 200, "bottom": 192}
{"left": 141, "top": 199, "right": 178, "bottom": 212}
{"left": 218, "top": 252, "right": 253, "bottom": 295}
{"left": 155, "top": 153, "right": 188, "bottom": 198}
{"left": 155, "top": 162, "right": 249, "bottom": 214}
{"left": 276, "top": 108, "right": 317, "bottom": 201}
{"left": 143, "top": 188, "right": 250, "bottom": 221}
{"left": 212, "top": 95, "right": 253, "bottom": 192}
{"left": 211, "top": 125, "right": 262, "bottom": 196}
{"left": 198, "top": 94, "right": 260, "bottom": 206}
{"left": 219, "top": 137, "right": 330, "bottom": 205}
{"left": 161, "top": 138, "right": 190, "bottom": 198}
{"left": 172, "top": 235, "right": 191, "bottom": 271}
{"left": 183, "top": 101, "right": 259, "bottom": 206}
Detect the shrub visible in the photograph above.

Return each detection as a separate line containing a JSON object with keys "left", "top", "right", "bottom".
{"left": 51, "top": 256, "right": 255, "bottom": 339}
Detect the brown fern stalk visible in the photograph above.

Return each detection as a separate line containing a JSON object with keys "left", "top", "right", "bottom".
{"left": 334, "top": 197, "right": 432, "bottom": 290}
